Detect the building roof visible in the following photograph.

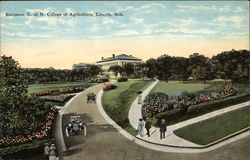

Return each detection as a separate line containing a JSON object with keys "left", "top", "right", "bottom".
{"left": 96, "top": 54, "right": 142, "bottom": 63}
{"left": 73, "top": 63, "right": 91, "bottom": 68}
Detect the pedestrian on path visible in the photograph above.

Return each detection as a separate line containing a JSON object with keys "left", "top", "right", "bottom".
{"left": 49, "top": 144, "right": 58, "bottom": 160}
{"left": 159, "top": 119, "right": 167, "bottom": 140}
{"left": 44, "top": 143, "right": 50, "bottom": 160}
{"left": 145, "top": 118, "right": 151, "bottom": 137}
{"left": 137, "top": 118, "right": 144, "bottom": 137}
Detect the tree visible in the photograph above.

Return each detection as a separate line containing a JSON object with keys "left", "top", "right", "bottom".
{"left": 122, "top": 63, "right": 134, "bottom": 77}
{"left": 145, "top": 58, "right": 157, "bottom": 78}
{"left": 0, "top": 56, "right": 51, "bottom": 137}
{"left": 212, "top": 49, "right": 250, "bottom": 84}
{"left": 87, "top": 65, "right": 102, "bottom": 78}
{"left": 232, "top": 64, "right": 249, "bottom": 84}
{"left": 109, "top": 65, "right": 122, "bottom": 78}
{"left": 0, "top": 56, "right": 29, "bottom": 136}
{"left": 135, "top": 63, "right": 147, "bottom": 80}
{"left": 171, "top": 57, "right": 190, "bottom": 82}
{"left": 156, "top": 55, "right": 172, "bottom": 81}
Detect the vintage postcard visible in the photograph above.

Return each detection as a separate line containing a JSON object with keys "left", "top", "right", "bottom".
{"left": 0, "top": 1, "right": 249, "bottom": 160}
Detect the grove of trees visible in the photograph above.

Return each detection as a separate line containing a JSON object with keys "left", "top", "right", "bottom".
{"left": 109, "top": 49, "right": 249, "bottom": 84}
{"left": 24, "top": 64, "right": 102, "bottom": 84}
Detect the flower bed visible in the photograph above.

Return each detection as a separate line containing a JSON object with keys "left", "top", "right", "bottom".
{"left": 41, "top": 95, "right": 74, "bottom": 103}
{"left": 34, "top": 86, "right": 87, "bottom": 96}
{"left": 0, "top": 107, "right": 56, "bottom": 147}
{"left": 143, "top": 87, "right": 237, "bottom": 118}
{"left": 103, "top": 83, "right": 117, "bottom": 91}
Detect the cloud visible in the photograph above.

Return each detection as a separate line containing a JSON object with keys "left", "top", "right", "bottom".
{"left": 1, "top": 23, "right": 22, "bottom": 28}
{"left": 135, "top": 3, "right": 166, "bottom": 11}
{"left": 89, "top": 24, "right": 101, "bottom": 32}
{"left": 176, "top": 5, "right": 230, "bottom": 13}
{"left": 234, "top": 6, "right": 246, "bottom": 13}
{"left": 155, "top": 28, "right": 217, "bottom": 35}
{"left": 173, "top": 17, "right": 197, "bottom": 27}
{"left": 2, "top": 31, "right": 53, "bottom": 38}
{"left": 103, "top": 17, "right": 117, "bottom": 25}
{"left": 115, "top": 3, "right": 166, "bottom": 13}
{"left": 131, "top": 17, "right": 144, "bottom": 24}
{"left": 113, "top": 30, "right": 140, "bottom": 36}
{"left": 214, "top": 16, "right": 244, "bottom": 26}
{"left": 25, "top": 7, "right": 55, "bottom": 14}
{"left": 65, "top": 8, "right": 74, "bottom": 13}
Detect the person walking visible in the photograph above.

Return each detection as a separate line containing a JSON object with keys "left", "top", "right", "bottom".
{"left": 49, "top": 144, "right": 57, "bottom": 160}
{"left": 145, "top": 118, "right": 151, "bottom": 137}
{"left": 159, "top": 119, "right": 167, "bottom": 140}
{"left": 137, "top": 118, "right": 144, "bottom": 137}
{"left": 44, "top": 143, "right": 50, "bottom": 160}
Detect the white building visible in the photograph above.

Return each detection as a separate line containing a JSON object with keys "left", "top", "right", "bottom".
{"left": 72, "top": 63, "right": 91, "bottom": 69}
{"left": 96, "top": 54, "right": 142, "bottom": 78}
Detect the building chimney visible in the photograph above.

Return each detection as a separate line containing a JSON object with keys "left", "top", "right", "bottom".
{"left": 112, "top": 54, "right": 115, "bottom": 58}
{"left": 101, "top": 57, "right": 104, "bottom": 60}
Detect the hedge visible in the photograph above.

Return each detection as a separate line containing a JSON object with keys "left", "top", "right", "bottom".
{"left": 152, "top": 93, "right": 250, "bottom": 126}
{"left": 0, "top": 139, "right": 54, "bottom": 158}
{"left": 117, "top": 77, "right": 128, "bottom": 82}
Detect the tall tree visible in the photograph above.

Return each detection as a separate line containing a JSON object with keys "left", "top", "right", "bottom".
{"left": 109, "top": 65, "right": 122, "bottom": 78}
{"left": 122, "top": 63, "right": 134, "bottom": 77}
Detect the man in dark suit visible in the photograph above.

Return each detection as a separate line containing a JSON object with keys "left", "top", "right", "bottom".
{"left": 159, "top": 119, "right": 167, "bottom": 139}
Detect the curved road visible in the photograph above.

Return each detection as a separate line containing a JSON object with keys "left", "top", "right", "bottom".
{"left": 59, "top": 84, "right": 250, "bottom": 160}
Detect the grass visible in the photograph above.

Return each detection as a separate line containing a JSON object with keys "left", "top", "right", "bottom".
{"left": 152, "top": 81, "right": 210, "bottom": 96}
{"left": 102, "top": 80, "right": 153, "bottom": 135}
{"left": 174, "top": 106, "right": 250, "bottom": 145}
{"left": 152, "top": 80, "right": 250, "bottom": 97}
{"left": 27, "top": 81, "right": 94, "bottom": 95}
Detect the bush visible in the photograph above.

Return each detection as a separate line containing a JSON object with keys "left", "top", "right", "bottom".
{"left": 0, "top": 139, "right": 54, "bottom": 157}
{"left": 89, "top": 78, "right": 109, "bottom": 83}
{"left": 117, "top": 77, "right": 128, "bottom": 82}
{"left": 103, "top": 83, "right": 117, "bottom": 91}
{"left": 152, "top": 93, "right": 250, "bottom": 126}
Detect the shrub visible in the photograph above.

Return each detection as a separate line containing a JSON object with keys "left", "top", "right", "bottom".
{"left": 117, "top": 77, "right": 128, "bottom": 82}
{"left": 103, "top": 83, "right": 117, "bottom": 91}
{"left": 152, "top": 93, "right": 250, "bottom": 126}
{"left": 0, "top": 139, "right": 54, "bottom": 157}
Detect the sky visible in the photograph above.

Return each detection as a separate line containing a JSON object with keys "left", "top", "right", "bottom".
{"left": 0, "top": 1, "right": 249, "bottom": 69}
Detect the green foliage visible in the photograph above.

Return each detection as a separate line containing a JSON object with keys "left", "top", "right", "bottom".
{"left": 0, "top": 139, "right": 53, "bottom": 156}
{"left": 0, "top": 56, "right": 53, "bottom": 139}
{"left": 212, "top": 49, "right": 250, "bottom": 84}
{"left": 24, "top": 64, "right": 102, "bottom": 84}
{"left": 152, "top": 94, "right": 250, "bottom": 126}
{"left": 109, "top": 65, "right": 122, "bottom": 77}
{"left": 122, "top": 63, "right": 135, "bottom": 77}
{"left": 117, "top": 77, "right": 128, "bottom": 82}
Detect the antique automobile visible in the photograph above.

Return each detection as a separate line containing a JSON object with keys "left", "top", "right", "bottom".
{"left": 87, "top": 92, "right": 96, "bottom": 103}
{"left": 65, "top": 116, "right": 86, "bottom": 137}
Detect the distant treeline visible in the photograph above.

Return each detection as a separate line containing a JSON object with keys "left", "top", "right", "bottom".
{"left": 139, "top": 49, "right": 249, "bottom": 84}
{"left": 23, "top": 49, "right": 249, "bottom": 84}
{"left": 23, "top": 65, "right": 101, "bottom": 84}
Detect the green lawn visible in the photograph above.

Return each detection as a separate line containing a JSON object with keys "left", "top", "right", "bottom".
{"left": 174, "top": 106, "right": 250, "bottom": 145}
{"left": 28, "top": 82, "right": 94, "bottom": 95}
{"left": 152, "top": 81, "right": 210, "bottom": 96}
{"left": 102, "top": 80, "right": 153, "bottom": 135}
{"left": 152, "top": 80, "right": 250, "bottom": 97}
